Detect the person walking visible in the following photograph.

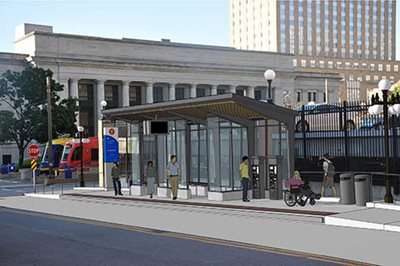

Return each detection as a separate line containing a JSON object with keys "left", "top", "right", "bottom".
{"left": 239, "top": 156, "right": 250, "bottom": 202}
{"left": 320, "top": 153, "right": 337, "bottom": 197}
{"left": 111, "top": 162, "right": 123, "bottom": 196}
{"left": 166, "top": 155, "right": 180, "bottom": 200}
{"left": 145, "top": 161, "right": 157, "bottom": 198}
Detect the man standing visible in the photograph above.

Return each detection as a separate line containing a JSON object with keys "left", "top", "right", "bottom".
{"left": 167, "top": 155, "right": 180, "bottom": 200}
{"left": 239, "top": 156, "right": 250, "bottom": 202}
{"left": 320, "top": 153, "right": 337, "bottom": 197}
{"left": 111, "top": 162, "right": 123, "bottom": 196}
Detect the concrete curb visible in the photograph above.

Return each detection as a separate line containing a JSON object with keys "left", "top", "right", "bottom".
{"left": 73, "top": 187, "right": 106, "bottom": 192}
{"left": 63, "top": 193, "right": 338, "bottom": 217}
{"left": 24, "top": 193, "right": 60, "bottom": 199}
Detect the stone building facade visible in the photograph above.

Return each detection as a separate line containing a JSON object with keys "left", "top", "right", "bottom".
{"left": 0, "top": 23, "right": 340, "bottom": 164}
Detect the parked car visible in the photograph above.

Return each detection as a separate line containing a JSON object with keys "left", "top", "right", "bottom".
{"left": 358, "top": 114, "right": 400, "bottom": 130}
{"left": 295, "top": 103, "right": 357, "bottom": 132}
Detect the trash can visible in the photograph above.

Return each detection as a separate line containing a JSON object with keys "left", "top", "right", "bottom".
{"left": 340, "top": 173, "right": 355, "bottom": 204}
{"left": 1, "top": 164, "right": 9, "bottom": 175}
{"left": 9, "top": 163, "right": 16, "bottom": 172}
{"left": 354, "top": 174, "right": 369, "bottom": 206}
{"left": 65, "top": 167, "right": 72, "bottom": 179}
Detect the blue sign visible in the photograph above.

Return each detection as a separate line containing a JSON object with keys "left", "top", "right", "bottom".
{"left": 104, "top": 135, "right": 119, "bottom": 163}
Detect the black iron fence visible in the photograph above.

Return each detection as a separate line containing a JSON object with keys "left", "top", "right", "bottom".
{"left": 294, "top": 101, "right": 400, "bottom": 176}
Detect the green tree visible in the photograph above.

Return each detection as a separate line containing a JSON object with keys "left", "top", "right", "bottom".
{"left": 0, "top": 67, "right": 78, "bottom": 166}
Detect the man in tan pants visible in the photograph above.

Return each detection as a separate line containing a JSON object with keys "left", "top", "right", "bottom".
{"left": 167, "top": 155, "right": 180, "bottom": 200}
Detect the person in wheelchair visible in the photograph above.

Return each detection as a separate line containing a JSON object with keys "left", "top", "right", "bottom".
{"left": 284, "top": 171, "right": 321, "bottom": 200}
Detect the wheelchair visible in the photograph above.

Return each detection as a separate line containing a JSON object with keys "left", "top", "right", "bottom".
{"left": 283, "top": 185, "right": 318, "bottom": 207}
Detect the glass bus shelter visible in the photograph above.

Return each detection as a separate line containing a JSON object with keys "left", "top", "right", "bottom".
{"left": 100, "top": 94, "right": 295, "bottom": 200}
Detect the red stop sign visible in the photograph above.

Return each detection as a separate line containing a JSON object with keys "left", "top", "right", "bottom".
{"left": 28, "top": 144, "right": 40, "bottom": 157}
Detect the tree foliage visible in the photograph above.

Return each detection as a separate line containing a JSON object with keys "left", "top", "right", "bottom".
{"left": 0, "top": 67, "right": 78, "bottom": 165}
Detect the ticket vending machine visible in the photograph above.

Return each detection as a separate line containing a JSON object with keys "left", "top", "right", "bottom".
{"left": 267, "top": 156, "right": 283, "bottom": 200}
{"left": 250, "top": 157, "right": 266, "bottom": 199}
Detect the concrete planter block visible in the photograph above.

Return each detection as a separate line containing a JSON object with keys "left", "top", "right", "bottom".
{"left": 157, "top": 187, "right": 171, "bottom": 198}
{"left": 20, "top": 169, "right": 32, "bottom": 181}
{"left": 130, "top": 185, "right": 146, "bottom": 196}
{"left": 197, "top": 186, "right": 208, "bottom": 196}
{"left": 177, "top": 189, "right": 192, "bottom": 199}
{"left": 208, "top": 190, "right": 252, "bottom": 201}
{"left": 188, "top": 185, "right": 208, "bottom": 197}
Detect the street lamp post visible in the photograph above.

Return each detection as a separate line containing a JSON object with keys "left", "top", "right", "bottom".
{"left": 77, "top": 125, "right": 85, "bottom": 187}
{"left": 264, "top": 69, "right": 276, "bottom": 103}
{"left": 100, "top": 100, "right": 108, "bottom": 120}
{"left": 46, "top": 76, "right": 54, "bottom": 182}
{"left": 368, "top": 79, "right": 400, "bottom": 203}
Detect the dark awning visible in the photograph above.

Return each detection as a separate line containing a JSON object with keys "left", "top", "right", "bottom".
{"left": 102, "top": 94, "right": 296, "bottom": 127}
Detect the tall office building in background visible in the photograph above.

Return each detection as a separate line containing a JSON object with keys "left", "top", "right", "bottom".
{"left": 231, "top": 0, "right": 399, "bottom": 103}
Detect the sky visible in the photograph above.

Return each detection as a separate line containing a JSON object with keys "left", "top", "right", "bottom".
{"left": 0, "top": 0, "right": 399, "bottom": 61}
{"left": 0, "top": 0, "right": 229, "bottom": 52}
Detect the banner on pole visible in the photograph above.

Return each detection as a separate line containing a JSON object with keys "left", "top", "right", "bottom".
{"left": 103, "top": 127, "right": 119, "bottom": 163}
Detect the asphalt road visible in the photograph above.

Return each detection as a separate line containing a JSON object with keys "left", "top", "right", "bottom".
{"left": 0, "top": 177, "right": 33, "bottom": 197}
{"left": 0, "top": 177, "right": 77, "bottom": 197}
{"left": 0, "top": 207, "right": 345, "bottom": 266}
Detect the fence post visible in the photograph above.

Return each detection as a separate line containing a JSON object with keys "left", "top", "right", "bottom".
{"left": 343, "top": 101, "right": 349, "bottom": 171}
{"left": 301, "top": 105, "right": 307, "bottom": 159}
{"left": 391, "top": 115, "right": 399, "bottom": 195}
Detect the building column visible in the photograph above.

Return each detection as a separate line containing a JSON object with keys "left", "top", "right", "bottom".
{"left": 247, "top": 86, "right": 255, "bottom": 99}
{"left": 57, "top": 79, "right": 69, "bottom": 100}
{"left": 70, "top": 79, "right": 79, "bottom": 127}
{"left": 190, "top": 84, "right": 197, "bottom": 98}
{"left": 169, "top": 83, "right": 176, "bottom": 101}
{"left": 97, "top": 80, "right": 106, "bottom": 123}
{"left": 229, "top": 85, "right": 236, "bottom": 94}
{"left": 146, "top": 82, "right": 153, "bottom": 104}
{"left": 122, "top": 81, "right": 130, "bottom": 107}
{"left": 211, "top": 85, "right": 217, "bottom": 96}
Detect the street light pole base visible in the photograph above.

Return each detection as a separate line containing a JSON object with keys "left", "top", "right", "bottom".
{"left": 384, "top": 193, "right": 393, "bottom": 203}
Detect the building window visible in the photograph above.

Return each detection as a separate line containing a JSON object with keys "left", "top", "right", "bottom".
{"left": 129, "top": 86, "right": 142, "bottom": 106}
{"left": 196, "top": 88, "right": 206, "bottom": 97}
{"left": 307, "top": 91, "right": 317, "bottom": 102}
{"left": 296, "top": 91, "right": 301, "bottom": 102}
{"left": 176, "top": 87, "right": 185, "bottom": 100}
{"left": 366, "top": 75, "right": 370, "bottom": 81}
{"left": 236, "top": 89, "right": 244, "bottom": 96}
{"left": 378, "top": 64, "right": 383, "bottom": 71}
{"left": 105, "top": 84, "right": 119, "bottom": 108}
{"left": 395, "top": 65, "right": 399, "bottom": 72}
{"left": 293, "top": 59, "right": 297, "bottom": 67}
{"left": 217, "top": 88, "right": 225, "bottom": 95}
{"left": 328, "top": 61, "right": 333, "bottom": 68}
{"left": 386, "top": 65, "right": 391, "bottom": 72}
{"left": 255, "top": 90, "right": 262, "bottom": 100}
{"left": 153, "top": 87, "right": 163, "bottom": 103}
{"left": 301, "top": 59, "right": 307, "bottom": 67}
{"left": 310, "top": 60, "right": 316, "bottom": 67}
{"left": 374, "top": 75, "right": 379, "bottom": 81}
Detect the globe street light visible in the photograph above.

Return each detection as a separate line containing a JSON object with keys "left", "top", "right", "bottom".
{"left": 77, "top": 125, "right": 85, "bottom": 187}
{"left": 368, "top": 79, "right": 400, "bottom": 203}
{"left": 264, "top": 69, "right": 276, "bottom": 103}
{"left": 100, "top": 100, "right": 108, "bottom": 120}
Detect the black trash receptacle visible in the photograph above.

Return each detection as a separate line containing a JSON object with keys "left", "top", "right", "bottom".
{"left": 65, "top": 167, "right": 73, "bottom": 179}
{"left": 354, "top": 174, "right": 369, "bottom": 206}
{"left": 340, "top": 173, "right": 355, "bottom": 204}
